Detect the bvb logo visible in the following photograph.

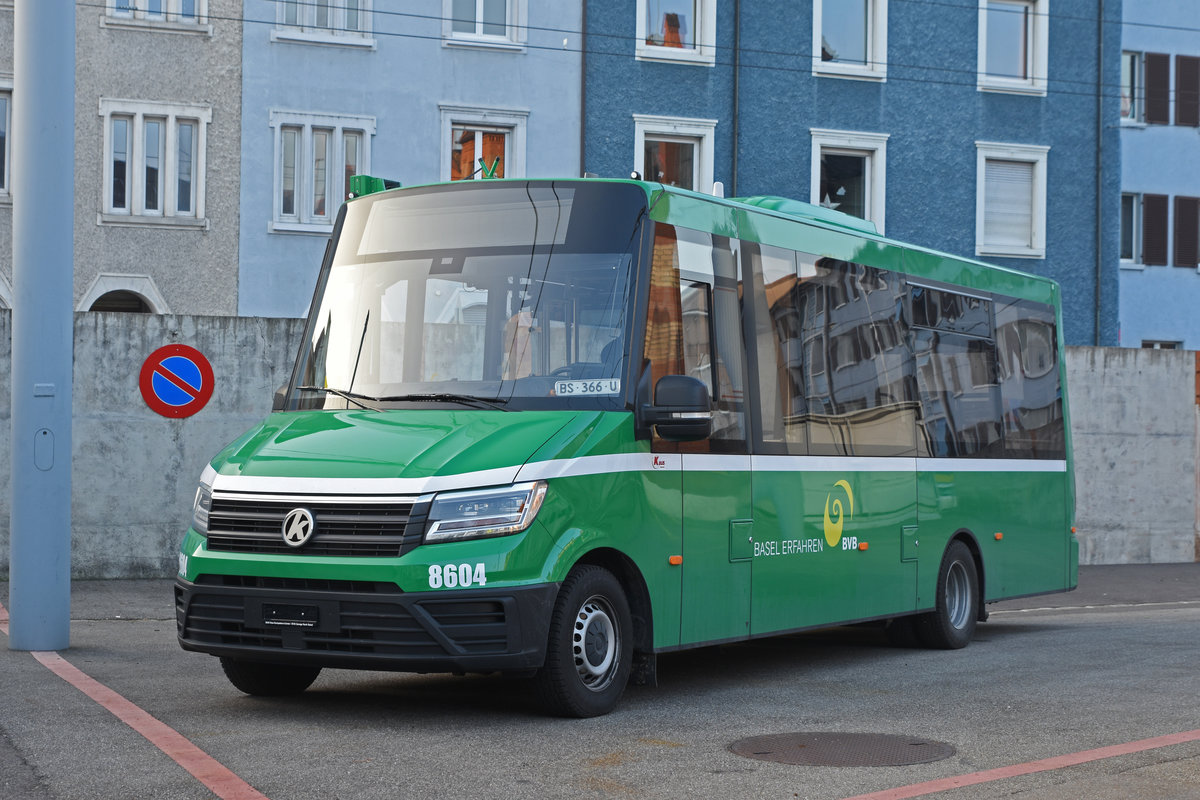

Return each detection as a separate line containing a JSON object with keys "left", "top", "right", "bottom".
{"left": 823, "top": 479, "right": 854, "bottom": 547}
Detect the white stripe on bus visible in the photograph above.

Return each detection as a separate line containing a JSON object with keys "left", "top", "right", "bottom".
{"left": 201, "top": 453, "right": 1066, "bottom": 495}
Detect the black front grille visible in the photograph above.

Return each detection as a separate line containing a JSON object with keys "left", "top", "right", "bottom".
{"left": 178, "top": 589, "right": 510, "bottom": 656}
{"left": 205, "top": 494, "right": 427, "bottom": 557}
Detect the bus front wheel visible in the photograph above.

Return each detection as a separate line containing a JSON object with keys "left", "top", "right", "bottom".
{"left": 916, "top": 541, "right": 979, "bottom": 649}
{"left": 534, "top": 565, "right": 633, "bottom": 718}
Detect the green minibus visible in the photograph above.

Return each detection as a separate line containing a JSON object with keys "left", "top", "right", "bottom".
{"left": 176, "top": 178, "right": 1076, "bottom": 717}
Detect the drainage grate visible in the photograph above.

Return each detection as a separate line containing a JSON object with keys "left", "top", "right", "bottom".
{"left": 728, "top": 732, "right": 955, "bottom": 767}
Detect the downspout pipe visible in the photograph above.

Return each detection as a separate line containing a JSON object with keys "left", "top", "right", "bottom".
{"left": 1094, "top": 0, "right": 1105, "bottom": 345}
{"left": 580, "top": 0, "right": 588, "bottom": 177}
{"left": 731, "top": 0, "right": 741, "bottom": 196}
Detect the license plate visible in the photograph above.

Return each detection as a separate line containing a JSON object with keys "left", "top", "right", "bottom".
{"left": 262, "top": 603, "right": 319, "bottom": 628}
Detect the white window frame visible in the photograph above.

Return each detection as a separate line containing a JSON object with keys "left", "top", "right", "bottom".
{"left": 439, "top": 105, "right": 528, "bottom": 182}
{"left": 633, "top": 114, "right": 717, "bottom": 194}
{"left": 809, "top": 128, "right": 889, "bottom": 233}
{"left": 442, "top": 0, "right": 527, "bottom": 52}
{"left": 812, "top": 0, "right": 888, "bottom": 82}
{"left": 272, "top": 0, "right": 375, "bottom": 48}
{"left": 103, "top": 0, "right": 211, "bottom": 34}
{"left": 99, "top": 99, "right": 211, "bottom": 228}
{"left": 975, "top": 141, "right": 1049, "bottom": 259}
{"left": 269, "top": 110, "right": 375, "bottom": 234}
{"left": 635, "top": 0, "right": 717, "bottom": 67}
{"left": 0, "top": 79, "right": 11, "bottom": 202}
{"left": 1121, "top": 51, "right": 1144, "bottom": 125}
{"left": 1120, "top": 192, "right": 1142, "bottom": 269}
{"left": 977, "top": 0, "right": 1048, "bottom": 96}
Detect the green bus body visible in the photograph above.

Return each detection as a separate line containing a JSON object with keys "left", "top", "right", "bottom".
{"left": 176, "top": 179, "right": 1076, "bottom": 716}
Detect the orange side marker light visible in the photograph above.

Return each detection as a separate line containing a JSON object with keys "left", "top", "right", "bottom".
{"left": 858, "top": 542, "right": 869, "bottom": 551}
{"left": 668, "top": 555, "right": 683, "bottom": 566}
{"left": 994, "top": 532, "right": 1004, "bottom": 541}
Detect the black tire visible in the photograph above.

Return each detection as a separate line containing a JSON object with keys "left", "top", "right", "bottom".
{"left": 915, "top": 540, "right": 979, "bottom": 650}
{"left": 534, "top": 565, "right": 633, "bottom": 718}
{"left": 219, "top": 657, "right": 321, "bottom": 696}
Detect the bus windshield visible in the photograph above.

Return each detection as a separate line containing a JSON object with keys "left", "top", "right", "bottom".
{"left": 289, "top": 181, "right": 648, "bottom": 411}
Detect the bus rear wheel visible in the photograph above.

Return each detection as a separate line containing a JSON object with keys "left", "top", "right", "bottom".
{"left": 220, "top": 657, "right": 321, "bottom": 696}
{"left": 534, "top": 565, "right": 633, "bottom": 718}
{"left": 915, "top": 541, "right": 979, "bottom": 649}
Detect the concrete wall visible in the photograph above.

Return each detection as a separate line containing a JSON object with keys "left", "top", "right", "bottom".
{"left": 0, "top": 318, "right": 1195, "bottom": 578}
{"left": 1, "top": 311, "right": 305, "bottom": 579}
{"left": 1068, "top": 345, "right": 1199, "bottom": 564}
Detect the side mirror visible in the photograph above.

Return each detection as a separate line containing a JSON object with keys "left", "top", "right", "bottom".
{"left": 271, "top": 385, "right": 289, "bottom": 412}
{"left": 639, "top": 375, "right": 712, "bottom": 441}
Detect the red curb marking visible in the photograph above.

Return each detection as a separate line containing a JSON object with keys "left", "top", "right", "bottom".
{"left": 0, "top": 601, "right": 268, "bottom": 800}
{"left": 841, "top": 728, "right": 1200, "bottom": 800}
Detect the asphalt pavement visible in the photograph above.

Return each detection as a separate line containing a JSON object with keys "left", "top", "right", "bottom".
{"left": 1, "top": 563, "right": 1198, "bottom": 800}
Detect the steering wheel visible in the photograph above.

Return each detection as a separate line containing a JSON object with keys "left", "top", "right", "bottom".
{"left": 548, "top": 366, "right": 574, "bottom": 378}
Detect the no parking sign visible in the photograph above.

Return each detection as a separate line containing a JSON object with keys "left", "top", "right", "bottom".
{"left": 139, "top": 344, "right": 215, "bottom": 418}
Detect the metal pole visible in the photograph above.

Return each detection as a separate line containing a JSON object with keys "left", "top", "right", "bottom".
{"left": 8, "top": 0, "right": 76, "bottom": 651}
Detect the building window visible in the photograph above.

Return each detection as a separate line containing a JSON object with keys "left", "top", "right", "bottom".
{"left": 100, "top": 99, "right": 211, "bottom": 225}
{"left": 451, "top": 125, "right": 509, "bottom": 180}
{"left": 0, "top": 90, "right": 9, "bottom": 197}
{"left": 1142, "top": 340, "right": 1181, "bottom": 350}
{"left": 636, "top": 0, "right": 716, "bottom": 65}
{"left": 978, "top": 0, "right": 1048, "bottom": 95}
{"left": 810, "top": 129, "right": 889, "bottom": 233}
{"left": 1120, "top": 193, "right": 1141, "bottom": 265}
{"left": 1177, "top": 55, "right": 1200, "bottom": 127}
{"left": 633, "top": 114, "right": 717, "bottom": 193}
{"left": 273, "top": 0, "right": 374, "bottom": 47}
{"left": 1175, "top": 196, "right": 1199, "bottom": 268}
{"left": 1121, "top": 52, "right": 1142, "bottom": 123}
{"left": 1144, "top": 53, "right": 1170, "bottom": 124}
{"left": 975, "top": 141, "right": 1049, "bottom": 258}
{"left": 270, "top": 110, "right": 375, "bottom": 233}
{"left": 105, "top": 0, "right": 208, "bottom": 30}
{"left": 440, "top": 106, "right": 527, "bottom": 181}
{"left": 444, "top": 0, "right": 526, "bottom": 50}
{"left": 812, "top": 0, "right": 888, "bottom": 81}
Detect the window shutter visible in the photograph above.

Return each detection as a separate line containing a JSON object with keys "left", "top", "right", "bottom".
{"left": 1177, "top": 56, "right": 1200, "bottom": 127}
{"left": 1145, "top": 53, "right": 1170, "bottom": 125}
{"left": 1142, "top": 194, "right": 1169, "bottom": 266}
{"left": 983, "top": 159, "right": 1034, "bottom": 248}
{"left": 1175, "top": 196, "right": 1199, "bottom": 268}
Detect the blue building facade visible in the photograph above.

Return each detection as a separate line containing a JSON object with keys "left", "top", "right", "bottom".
{"left": 1117, "top": 0, "right": 1200, "bottom": 349}
{"left": 584, "top": 0, "right": 1122, "bottom": 345}
{"left": 238, "top": 0, "right": 584, "bottom": 317}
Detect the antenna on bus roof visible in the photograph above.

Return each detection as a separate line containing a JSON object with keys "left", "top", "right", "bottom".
{"left": 712, "top": 182, "right": 725, "bottom": 198}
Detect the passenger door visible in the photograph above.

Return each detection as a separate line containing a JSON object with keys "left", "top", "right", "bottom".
{"left": 643, "top": 223, "right": 754, "bottom": 646}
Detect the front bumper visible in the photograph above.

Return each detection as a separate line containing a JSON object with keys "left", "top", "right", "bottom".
{"left": 175, "top": 574, "right": 559, "bottom": 673}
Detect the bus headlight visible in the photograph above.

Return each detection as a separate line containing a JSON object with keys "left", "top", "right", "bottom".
{"left": 424, "top": 481, "right": 547, "bottom": 543}
{"left": 192, "top": 481, "right": 213, "bottom": 536}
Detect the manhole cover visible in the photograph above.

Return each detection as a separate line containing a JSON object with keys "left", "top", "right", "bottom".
{"left": 729, "top": 732, "right": 955, "bottom": 767}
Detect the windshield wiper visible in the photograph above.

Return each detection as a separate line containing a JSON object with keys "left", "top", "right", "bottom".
{"left": 376, "top": 393, "right": 511, "bottom": 412}
{"left": 294, "top": 385, "right": 381, "bottom": 411}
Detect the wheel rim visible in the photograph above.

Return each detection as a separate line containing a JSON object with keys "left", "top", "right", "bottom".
{"left": 572, "top": 594, "right": 619, "bottom": 692}
{"left": 944, "top": 560, "right": 972, "bottom": 630}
